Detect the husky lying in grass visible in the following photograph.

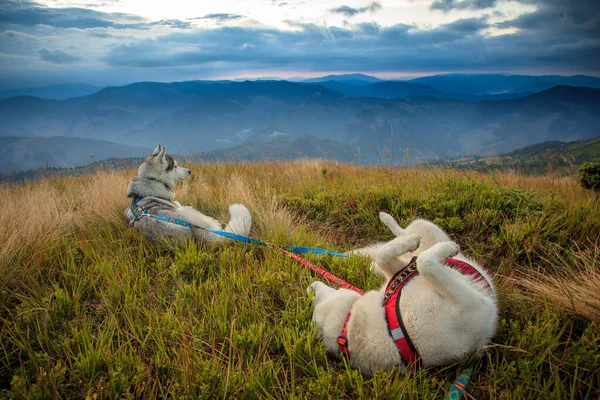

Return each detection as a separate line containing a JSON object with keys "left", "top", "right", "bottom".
{"left": 124, "top": 144, "right": 252, "bottom": 245}
{"left": 308, "top": 212, "right": 497, "bottom": 376}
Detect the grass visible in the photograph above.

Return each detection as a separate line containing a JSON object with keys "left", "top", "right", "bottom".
{"left": 1, "top": 160, "right": 599, "bottom": 399}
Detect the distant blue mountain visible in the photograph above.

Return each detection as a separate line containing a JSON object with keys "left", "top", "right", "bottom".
{"left": 310, "top": 80, "right": 530, "bottom": 101}
{"left": 0, "top": 136, "right": 148, "bottom": 172}
{"left": 410, "top": 74, "right": 600, "bottom": 95}
{"left": 0, "top": 83, "right": 103, "bottom": 100}
{"left": 0, "top": 80, "right": 598, "bottom": 161}
{"left": 302, "top": 73, "right": 383, "bottom": 85}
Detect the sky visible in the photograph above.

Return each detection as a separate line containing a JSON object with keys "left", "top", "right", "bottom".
{"left": 0, "top": 0, "right": 598, "bottom": 89}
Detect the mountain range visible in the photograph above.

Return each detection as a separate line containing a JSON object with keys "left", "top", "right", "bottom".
{"left": 307, "top": 80, "right": 532, "bottom": 101}
{"left": 0, "top": 73, "right": 599, "bottom": 172}
{"left": 410, "top": 74, "right": 600, "bottom": 95}
{"left": 0, "top": 83, "right": 103, "bottom": 100}
{"left": 0, "top": 136, "right": 147, "bottom": 172}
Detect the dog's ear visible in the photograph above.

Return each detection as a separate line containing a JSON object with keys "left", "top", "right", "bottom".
{"left": 152, "top": 144, "right": 162, "bottom": 156}
{"left": 158, "top": 145, "right": 167, "bottom": 162}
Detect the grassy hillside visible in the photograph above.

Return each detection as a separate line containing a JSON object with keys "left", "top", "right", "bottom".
{"left": 1, "top": 161, "right": 599, "bottom": 398}
{"left": 436, "top": 136, "right": 600, "bottom": 175}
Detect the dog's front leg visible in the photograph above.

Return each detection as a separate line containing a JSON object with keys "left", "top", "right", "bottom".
{"left": 379, "top": 212, "right": 406, "bottom": 236}
{"left": 416, "top": 242, "right": 480, "bottom": 303}
{"left": 375, "top": 234, "right": 421, "bottom": 279}
{"left": 307, "top": 281, "right": 337, "bottom": 305}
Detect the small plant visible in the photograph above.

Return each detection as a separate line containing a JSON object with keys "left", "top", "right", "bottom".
{"left": 577, "top": 162, "right": 600, "bottom": 191}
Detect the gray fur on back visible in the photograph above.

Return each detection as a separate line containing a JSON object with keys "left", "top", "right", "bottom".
{"left": 125, "top": 177, "right": 192, "bottom": 245}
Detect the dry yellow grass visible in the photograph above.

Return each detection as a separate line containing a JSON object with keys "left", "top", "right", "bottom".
{"left": 516, "top": 242, "right": 600, "bottom": 322}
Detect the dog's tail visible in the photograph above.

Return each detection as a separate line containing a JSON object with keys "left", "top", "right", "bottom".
{"left": 224, "top": 204, "right": 252, "bottom": 236}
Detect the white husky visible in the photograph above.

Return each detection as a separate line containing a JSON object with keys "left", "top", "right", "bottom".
{"left": 308, "top": 212, "right": 497, "bottom": 376}
{"left": 124, "top": 144, "right": 252, "bottom": 245}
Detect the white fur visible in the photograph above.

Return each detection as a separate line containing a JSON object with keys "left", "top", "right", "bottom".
{"left": 124, "top": 143, "right": 252, "bottom": 245}
{"left": 308, "top": 213, "right": 497, "bottom": 376}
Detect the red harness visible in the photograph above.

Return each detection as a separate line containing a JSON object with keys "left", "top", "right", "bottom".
{"left": 337, "top": 257, "right": 494, "bottom": 363}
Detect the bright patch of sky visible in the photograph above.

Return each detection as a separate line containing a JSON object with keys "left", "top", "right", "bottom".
{"left": 37, "top": 0, "right": 536, "bottom": 30}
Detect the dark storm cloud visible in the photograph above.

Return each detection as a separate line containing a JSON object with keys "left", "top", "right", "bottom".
{"left": 102, "top": 17, "right": 490, "bottom": 69}
{"left": 37, "top": 47, "right": 85, "bottom": 64}
{"left": 0, "top": 0, "right": 190, "bottom": 30}
{"left": 497, "top": 0, "right": 600, "bottom": 35}
{"left": 430, "top": 0, "right": 497, "bottom": 12}
{"left": 97, "top": 10, "right": 600, "bottom": 75}
{"left": 488, "top": 0, "right": 600, "bottom": 70}
{"left": 330, "top": 1, "right": 381, "bottom": 17}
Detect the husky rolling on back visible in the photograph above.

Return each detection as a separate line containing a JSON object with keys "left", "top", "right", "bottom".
{"left": 308, "top": 213, "right": 497, "bottom": 376}
{"left": 124, "top": 144, "right": 252, "bottom": 245}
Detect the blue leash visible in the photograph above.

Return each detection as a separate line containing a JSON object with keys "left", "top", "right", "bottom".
{"left": 129, "top": 198, "right": 347, "bottom": 257}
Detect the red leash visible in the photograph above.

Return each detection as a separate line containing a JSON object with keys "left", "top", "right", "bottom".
{"left": 273, "top": 245, "right": 365, "bottom": 294}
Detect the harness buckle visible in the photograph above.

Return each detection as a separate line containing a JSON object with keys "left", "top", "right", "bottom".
{"left": 129, "top": 197, "right": 148, "bottom": 222}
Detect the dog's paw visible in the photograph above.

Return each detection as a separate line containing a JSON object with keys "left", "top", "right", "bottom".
{"left": 388, "top": 234, "right": 421, "bottom": 252}
{"left": 307, "top": 281, "right": 324, "bottom": 296}
{"left": 227, "top": 204, "right": 252, "bottom": 234}
{"left": 430, "top": 241, "right": 460, "bottom": 261}
{"left": 403, "top": 234, "right": 422, "bottom": 252}
{"left": 377, "top": 235, "right": 421, "bottom": 262}
{"left": 379, "top": 211, "right": 395, "bottom": 224}
{"left": 379, "top": 211, "right": 406, "bottom": 236}
{"left": 229, "top": 203, "right": 250, "bottom": 217}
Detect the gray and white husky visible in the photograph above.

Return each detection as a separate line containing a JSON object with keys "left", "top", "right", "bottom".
{"left": 124, "top": 144, "right": 252, "bottom": 245}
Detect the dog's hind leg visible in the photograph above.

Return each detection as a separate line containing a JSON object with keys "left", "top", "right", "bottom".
{"left": 416, "top": 241, "right": 481, "bottom": 303}
{"left": 375, "top": 234, "right": 421, "bottom": 280}
{"left": 224, "top": 204, "right": 252, "bottom": 236}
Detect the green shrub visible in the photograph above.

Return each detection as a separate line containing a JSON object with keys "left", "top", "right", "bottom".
{"left": 578, "top": 162, "right": 600, "bottom": 191}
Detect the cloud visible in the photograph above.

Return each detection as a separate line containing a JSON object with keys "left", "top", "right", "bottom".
{"left": 37, "top": 47, "right": 84, "bottom": 64}
{"left": 0, "top": 30, "right": 39, "bottom": 41}
{"left": 193, "top": 13, "right": 244, "bottom": 21}
{"left": 0, "top": 0, "right": 190, "bottom": 30}
{"left": 444, "top": 16, "right": 489, "bottom": 32}
{"left": 93, "top": 13, "right": 600, "bottom": 79}
{"left": 330, "top": 1, "right": 381, "bottom": 17}
{"left": 100, "top": 18, "right": 491, "bottom": 69}
{"left": 0, "top": 0, "right": 598, "bottom": 89}
{"left": 430, "top": 0, "right": 497, "bottom": 12}
{"left": 496, "top": 0, "right": 600, "bottom": 36}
